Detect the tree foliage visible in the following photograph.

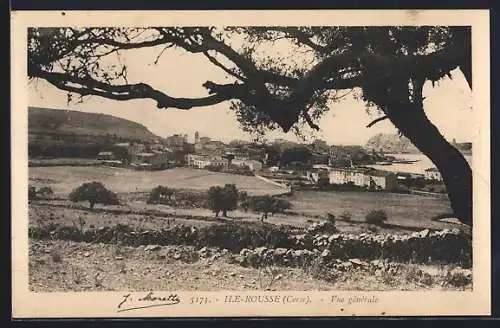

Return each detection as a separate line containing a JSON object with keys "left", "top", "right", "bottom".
{"left": 147, "top": 185, "right": 174, "bottom": 204}
{"left": 68, "top": 181, "right": 119, "bottom": 209}
{"left": 279, "top": 146, "right": 313, "bottom": 167}
{"left": 206, "top": 184, "right": 239, "bottom": 217}
{"left": 249, "top": 195, "right": 292, "bottom": 221}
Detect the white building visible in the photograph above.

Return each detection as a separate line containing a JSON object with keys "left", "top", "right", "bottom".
{"left": 424, "top": 167, "right": 443, "bottom": 181}
{"left": 268, "top": 166, "right": 280, "bottom": 173}
{"left": 328, "top": 167, "right": 398, "bottom": 191}
{"left": 231, "top": 158, "right": 263, "bottom": 171}
{"left": 187, "top": 154, "right": 229, "bottom": 170}
{"left": 363, "top": 170, "right": 399, "bottom": 191}
{"left": 329, "top": 168, "right": 367, "bottom": 186}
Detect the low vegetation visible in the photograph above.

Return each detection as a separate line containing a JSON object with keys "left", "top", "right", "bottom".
{"left": 29, "top": 185, "right": 54, "bottom": 201}
{"left": 248, "top": 195, "right": 292, "bottom": 221}
{"left": 365, "top": 210, "right": 388, "bottom": 226}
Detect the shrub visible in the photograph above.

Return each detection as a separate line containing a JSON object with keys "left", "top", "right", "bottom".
{"left": 249, "top": 195, "right": 292, "bottom": 221}
{"left": 28, "top": 185, "right": 37, "bottom": 201}
{"left": 147, "top": 185, "right": 174, "bottom": 204}
{"left": 365, "top": 210, "right": 388, "bottom": 226}
{"left": 325, "top": 213, "right": 336, "bottom": 224}
{"left": 204, "top": 164, "right": 223, "bottom": 172}
{"left": 68, "top": 181, "right": 119, "bottom": 209}
{"left": 206, "top": 184, "right": 239, "bottom": 217}
{"left": 339, "top": 210, "right": 352, "bottom": 221}
{"left": 37, "top": 186, "right": 54, "bottom": 199}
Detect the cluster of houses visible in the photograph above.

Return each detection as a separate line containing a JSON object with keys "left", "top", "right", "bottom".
{"left": 96, "top": 141, "right": 172, "bottom": 170}
{"left": 186, "top": 154, "right": 263, "bottom": 172}
{"left": 95, "top": 131, "right": 444, "bottom": 190}
{"left": 306, "top": 166, "right": 399, "bottom": 191}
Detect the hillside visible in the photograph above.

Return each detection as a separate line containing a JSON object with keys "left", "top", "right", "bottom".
{"left": 365, "top": 133, "right": 420, "bottom": 154}
{"left": 29, "top": 107, "right": 161, "bottom": 142}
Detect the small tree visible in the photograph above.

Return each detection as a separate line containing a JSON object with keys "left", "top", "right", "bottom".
{"left": 239, "top": 191, "right": 250, "bottom": 212}
{"left": 147, "top": 185, "right": 174, "bottom": 204}
{"left": 68, "top": 181, "right": 119, "bottom": 209}
{"left": 249, "top": 195, "right": 292, "bottom": 221}
{"left": 206, "top": 184, "right": 239, "bottom": 217}
{"left": 365, "top": 210, "right": 388, "bottom": 226}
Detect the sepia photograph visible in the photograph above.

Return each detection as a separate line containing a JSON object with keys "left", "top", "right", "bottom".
{"left": 11, "top": 10, "right": 491, "bottom": 317}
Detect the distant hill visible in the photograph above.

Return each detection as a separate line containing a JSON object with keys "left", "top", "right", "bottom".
{"left": 28, "top": 107, "right": 165, "bottom": 158}
{"left": 365, "top": 133, "right": 420, "bottom": 154}
{"left": 29, "top": 106, "right": 162, "bottom": 142}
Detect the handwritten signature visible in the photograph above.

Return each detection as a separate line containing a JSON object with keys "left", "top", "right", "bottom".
{"left": 117, "top": 292, "right": 181, "bottom": 312}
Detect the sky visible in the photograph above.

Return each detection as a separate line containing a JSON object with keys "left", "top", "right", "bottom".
{"left": 28, "top": 41, "right": 474, "bottom": 146}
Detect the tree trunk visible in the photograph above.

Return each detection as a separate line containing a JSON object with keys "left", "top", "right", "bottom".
{"left": 89, "top": 201, "right": 95, "bottom": 210}
{"left": 223, "top": 210, "right": 228, "bottom": 217}
{"left": 388, "top": 103, "right": 472, "bottom": 227}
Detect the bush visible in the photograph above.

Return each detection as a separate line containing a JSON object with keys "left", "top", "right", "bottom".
{"left": 28, "top": 185, "right": 54, "bottom": 201}
{"left": 204, "top": 164, "right": 223, "bottom": 172}
{"left": 68, "top": 181, "right": 119, "bottom": 209}
{"left": 147, "top": 185, "right": 174, "bottom": 204}
{"left": 37, "top": 186, "right": 54, "bottom": 199}
{"left": 339, "top": 210, "right": 352, "bottom": 221}
{"left": 28, "top": 185, "right": 37, "bottom": 201}
{"left": 249, "top": 195, "right": 292, "bottom": 221}
{"left": 365, "top": 210, "right": 388, "bottom": 226}
{"left": 325, "top": 213, "right": 336, "bottom": 225}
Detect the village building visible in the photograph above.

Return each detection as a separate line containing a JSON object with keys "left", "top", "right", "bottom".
{"left": 268, "top": 166, "right": 280, "bottom": 173}
{"left": 307, "top": 168, "right": 330, "bottom": 184}
{"left": 363, "top": 170, "right": 399, "bottom": 191}
{"left": 326, "top": 167, "right": 398, "bottom": 191}
{"left": 130, "top": 150, "right": 169, "bottom": 169}
{"left": 231, "top": 158, "right": 263, "bottom": 171}
{"left": 187, "top": 154, "right": 229, "bottom": 170}
{"left": 96, "top": 151, "right": 123, "bottom": 167}
{"left": 329, "top": 168, "right": 367, "bottom": 186}
{"left": 165, "top": 134, "right": 188, "bottom": 152}
{"left": 424, "top": 167, "right": 443, "bottom": 181}
{"left": 96, "top": 151, "right": 115, "bottom": 161}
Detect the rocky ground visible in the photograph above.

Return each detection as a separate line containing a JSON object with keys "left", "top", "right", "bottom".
{"left": 29, "top": 240, "right": 472, "bottom": 292}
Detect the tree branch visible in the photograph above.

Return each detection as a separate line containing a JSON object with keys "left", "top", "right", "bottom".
{"left": 202, "top": 50, "right": 247, "bottom": 81}
{"left": 366, "top": 115, "right": 388, "bottom": 128}
{"left": 31, "top": 68, "right": 239, "bottom": 109}
{"left": 302, "top": 109, "right": 320, "bottom": 131}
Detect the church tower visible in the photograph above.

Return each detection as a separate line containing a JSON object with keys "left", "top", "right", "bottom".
{"left": 195, "top": 131, "right": 200, "bottom": 144}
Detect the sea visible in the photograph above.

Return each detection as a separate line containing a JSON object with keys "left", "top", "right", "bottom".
{"left": 365, "top": 153, "right": 473, "bottom": 175}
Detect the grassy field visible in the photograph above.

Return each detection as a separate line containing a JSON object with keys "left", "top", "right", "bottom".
{"left": 29, "top": 166, "right": 455, "bottom": 232}
{"left": 29, "top": 166, "right": 286, "bottom": 196}
{"left": 287, "top": 191, "right": 453, "bottom": 230}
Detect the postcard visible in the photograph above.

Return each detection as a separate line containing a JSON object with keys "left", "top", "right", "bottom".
{"left": 11, "top": 9, "right": 490, "bottom": 317}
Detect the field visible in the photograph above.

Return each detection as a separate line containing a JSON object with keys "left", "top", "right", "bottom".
{"left": 288, "top": 191, "right": 453, "bottom": 230}
{"left": 29, "top": 166, "right": 286, "bottom": 196}
{"left": 29, "top": 166, "right": 455, "bottom": 232}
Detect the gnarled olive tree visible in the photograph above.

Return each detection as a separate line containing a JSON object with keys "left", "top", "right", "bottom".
{"left": 27, "top": 26, "right": 473, "bottom": 226}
